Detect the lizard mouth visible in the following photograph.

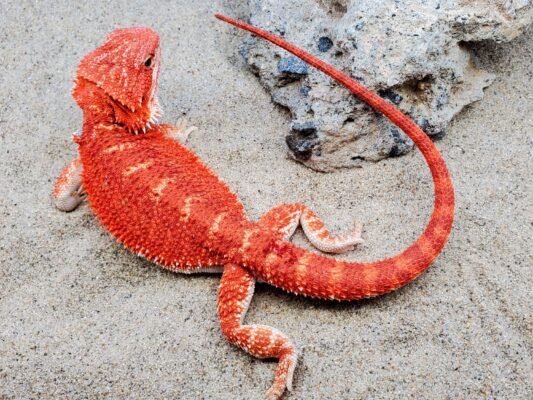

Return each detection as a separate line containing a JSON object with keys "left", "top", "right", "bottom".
{"left": 110, "top": 95, "right": 161, "bottom": 135}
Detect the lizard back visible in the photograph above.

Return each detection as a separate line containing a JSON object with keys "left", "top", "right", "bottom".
{"left": 78, "top": 123, "right": 247, "bottom": 271}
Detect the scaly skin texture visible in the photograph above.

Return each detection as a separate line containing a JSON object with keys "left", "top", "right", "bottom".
{"left": 52, "top": 16, "right": 454, "bottom": 399}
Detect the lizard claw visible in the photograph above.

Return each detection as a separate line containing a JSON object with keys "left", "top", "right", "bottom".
{"left": 175, "top": 117, "right": 187, "bottom": 131}
{"left": 334, "top": 221, "right": 365, "bottom": 253}
{"left": 352, "top": 221, "right": 364, "bottom": 244}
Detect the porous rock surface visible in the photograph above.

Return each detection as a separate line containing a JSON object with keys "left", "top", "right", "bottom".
{"left": 239, "top": 0, "right": 531, "bottom": 170}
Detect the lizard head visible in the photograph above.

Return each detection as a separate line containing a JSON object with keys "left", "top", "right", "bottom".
{"left": 73, "top": 27, "right": 162, "bottom": 134}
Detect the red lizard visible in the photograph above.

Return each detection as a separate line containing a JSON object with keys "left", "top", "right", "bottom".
{"left": 52, "top": 15, "right": 454, "bottom": 399}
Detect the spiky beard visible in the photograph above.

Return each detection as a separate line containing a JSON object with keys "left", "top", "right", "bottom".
{"left": 112, "top": 92, "right": 163, "bottom": 135}
{"left": 147, "top": 96, "right": 162, "bottom": 129}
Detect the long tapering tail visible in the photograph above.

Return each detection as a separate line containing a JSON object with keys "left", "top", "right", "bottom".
{"left": 216, "top": 14, "right": 454, "bottom": 300}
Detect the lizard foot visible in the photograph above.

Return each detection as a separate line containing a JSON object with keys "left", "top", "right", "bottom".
{"left": 52, "top": 158, "right": 84, "bottom": 212}
{"left": 301, "top": 213, "right": 364, "bottom": 254}
{"left": 264, "top": 348, "right": 298, "bottom": 400}
{"left": 167, "top": 117, "right": 198, "bottom": 144}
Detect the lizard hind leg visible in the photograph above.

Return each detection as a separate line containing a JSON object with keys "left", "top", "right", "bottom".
{"left": 218, "top": 264, "right": 297, "bottom": 400}
{"left": 257, "top": 203, "right": 303, "bottom": 241}
{"left": 258, "top": 203, "right": 364, "bottom": 254}
{"left": 52, "top": 158, "right": 84, "bottom": 212}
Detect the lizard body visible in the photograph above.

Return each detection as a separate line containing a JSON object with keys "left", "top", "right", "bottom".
{"left": 52, "top": 16, "right": 454, "bottom": 399}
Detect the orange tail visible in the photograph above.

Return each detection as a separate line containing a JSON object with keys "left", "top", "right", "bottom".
{"left": 216, "top": 14, "right": 454, "bottom": 300}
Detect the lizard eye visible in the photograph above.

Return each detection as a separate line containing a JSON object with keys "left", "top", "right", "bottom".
{"left": 144, "top": 57, "right": 153, "bottom": 68}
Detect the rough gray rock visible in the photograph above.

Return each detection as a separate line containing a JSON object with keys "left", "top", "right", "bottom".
{"left": 239, "top": 0, "right": 531, "bottom": 170}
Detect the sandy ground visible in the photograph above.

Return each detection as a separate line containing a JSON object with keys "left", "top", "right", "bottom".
{"left": 0, "top": 1, "right": 531, "bottom": 399}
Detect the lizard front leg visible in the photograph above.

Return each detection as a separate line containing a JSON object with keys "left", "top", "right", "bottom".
{"left": 218, "top": 264, "right": 297, "bottom": 400}
{"left": 258, "top": 203, "right": 364, "bottom": 254}
{"left": 52, "top": 158, "right": 83, "bottom": 212}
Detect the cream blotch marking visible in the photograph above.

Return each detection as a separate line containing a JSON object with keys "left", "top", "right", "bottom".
{"left": 209, "top": 212, "right": 228, "bottom": 238}
{"left": 181, "top": 196, "right": 195, "bottom": 222}
{"left": 151, "top": 177, "right": 175, "bottom": 198}
{"left": 122, "top": 161, "right": 153, "bottom": 176}
{"left": 103, "top": 142, "right": 137, "bottom": 154}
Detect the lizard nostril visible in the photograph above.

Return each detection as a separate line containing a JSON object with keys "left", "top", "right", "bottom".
{"left": 144, "top": 57, "right": 152, "bottom": 68}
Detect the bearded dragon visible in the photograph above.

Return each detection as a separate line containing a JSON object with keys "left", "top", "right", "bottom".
{"left": 52, "top": 15, "right": 454, "bottom": 399}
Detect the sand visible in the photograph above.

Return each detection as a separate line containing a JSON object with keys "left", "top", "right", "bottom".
{"left": 0, "top": 1, "right": 531, "bottom": 399}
